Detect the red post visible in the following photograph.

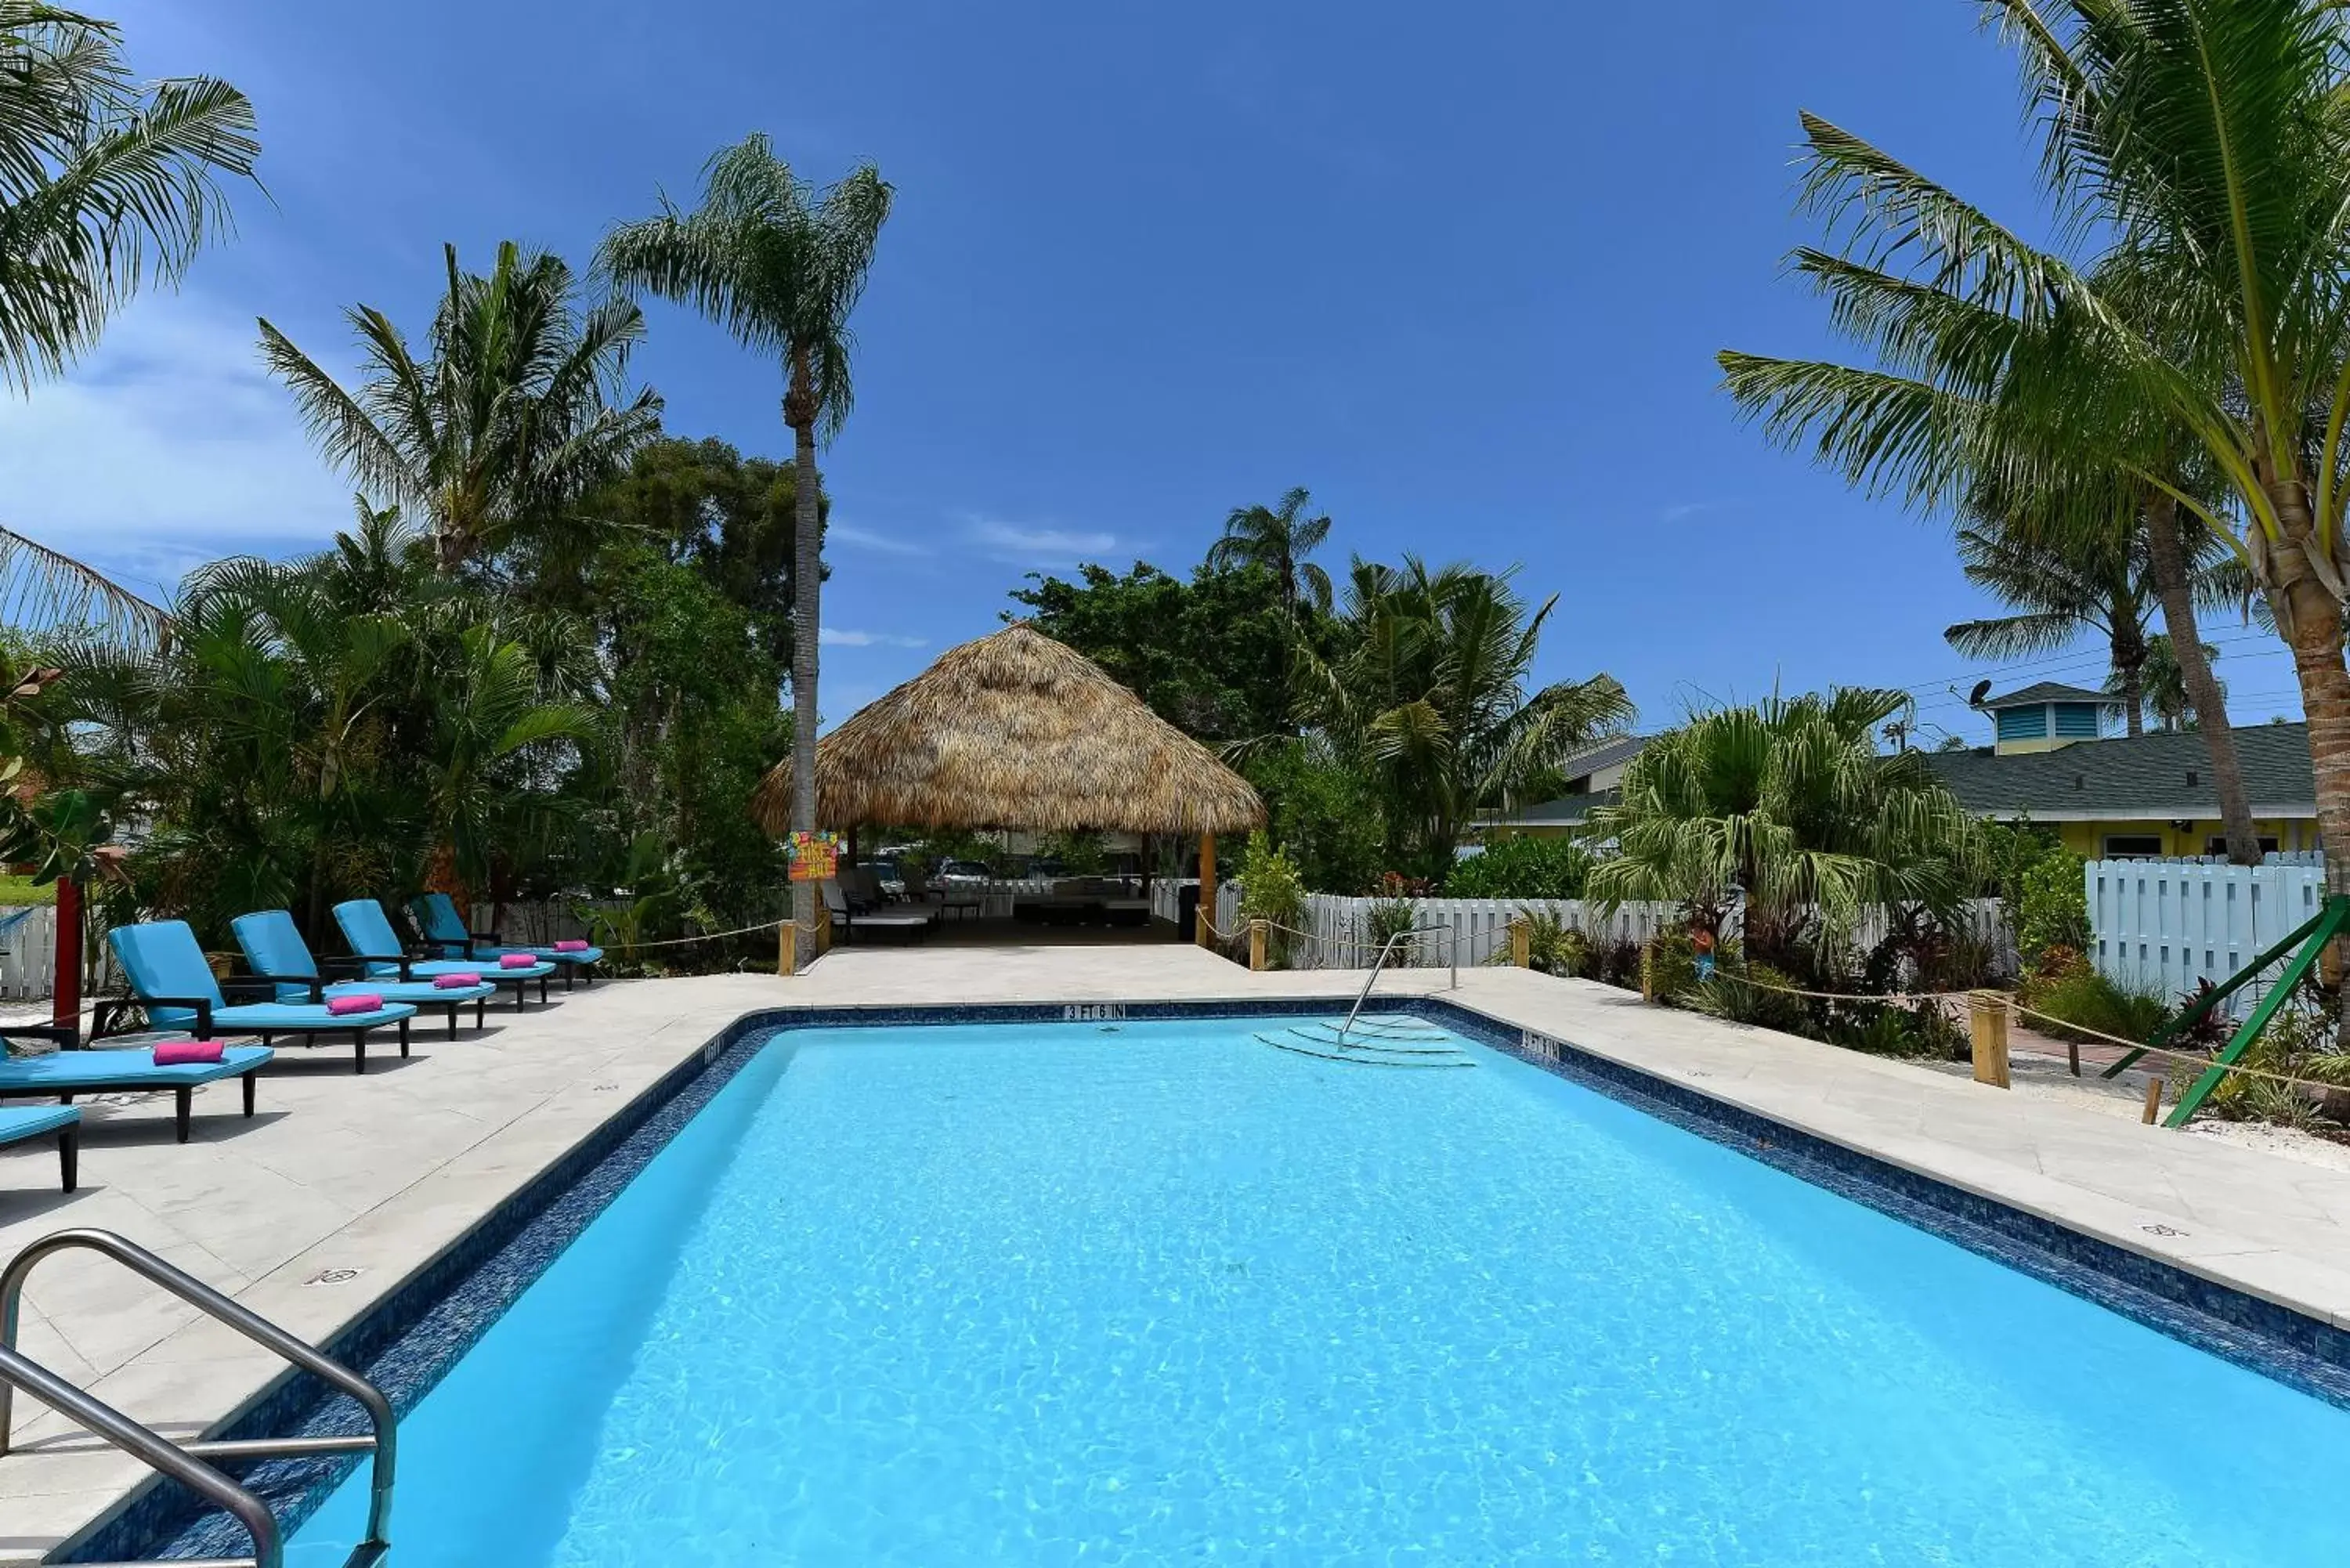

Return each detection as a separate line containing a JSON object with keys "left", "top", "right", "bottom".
{"left": 52, "top": 876, "right": 80, "bottom": 1037}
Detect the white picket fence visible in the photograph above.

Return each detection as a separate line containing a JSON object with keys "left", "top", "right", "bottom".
{"left": 1152, "top": 880, "right": 2011, "bottom": 974}
{"left": 2088, "top": 856, "right": 2329, "bottom": 1016}
{"left": 0, "top": 904, "right": 59, "bottom": 1000}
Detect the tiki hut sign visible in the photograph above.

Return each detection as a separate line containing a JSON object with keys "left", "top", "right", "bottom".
{"left": 751, "top": 623, "right": 1267, "bottom": 837}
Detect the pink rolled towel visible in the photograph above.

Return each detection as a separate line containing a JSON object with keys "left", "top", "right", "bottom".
{"left": 499, "top": 952, "right": 536, "bottom": 970}
{"left": 433, "top": 972, "right": 483, "bottom": 989}
{"left": 553, "top": 939, "right": 589, "bottom": 952}
{"left": 154, "top": 1040, "right": 225, "bottom": 1066}
{"left": 326, "top": 993, "right": 383, "bottom": 1016}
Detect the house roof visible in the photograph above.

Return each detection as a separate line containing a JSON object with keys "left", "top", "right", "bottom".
{"left": 1491, "top": 787, "right": 1619, "bottom": 829}
{"left": 1983, "top": 681, "right": 2115, "bottom": 708}
{"left": 1555, "top": 732, "right": 1650, "bottom": 778}
{"left": 1924, "top": 721, "right": 2316, "bottom": 820}
{"left": 1485, "top": 734, "right": 1650, "bottom": 828}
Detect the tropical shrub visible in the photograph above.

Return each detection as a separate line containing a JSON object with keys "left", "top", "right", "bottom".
{"left": 1586, "top": 688, "right": 1982, "bottom": 970}
{"left": 1444, "top": 835, "right": 1591, "bottom": 900}
{"left": 1241, "top": 738, "right": 1384, "bottom": 894}
{"left": 2015, "top": 853, "right": 2092, "bottom": 969}
{"left": 2019, "top": 966, "right": 2170, "bottom": 1051}
{"left": 1364, "top": 879, "right": 1422, "bottom": 966}
{"left": 1236, "top": 833, "right": 1307, "bottom": 966}
{"left": 1292, "top": 557, "right": 1632, "bottom": 879}
{"left": 1520, "top": 911, "right": 1587, "bottom": 977}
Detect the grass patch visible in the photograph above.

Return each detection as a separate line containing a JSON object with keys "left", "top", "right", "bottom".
{"left": 0, "top": 876, "right": 56, "bottom": 907}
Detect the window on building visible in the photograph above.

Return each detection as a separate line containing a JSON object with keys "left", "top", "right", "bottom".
{"left": 2052, "top": 703, "right": 2102, "bottom": 739}
{"left": 1995, "top": 706, "right": 2048, "bottom": 742}
{"left": 2102, "top": 834, "right": 2164, "bottom": 858}
{"left": 2205, "top": 836, "right": 2282, "bottom": 856}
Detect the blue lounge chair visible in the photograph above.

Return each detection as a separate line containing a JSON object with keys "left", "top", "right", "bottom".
{"left": 232, "top": 909, "right": 497, "bottom": 1041}
{"left": 1, "top": 1032, "right": 274, "bottom": 1143}
{"left": 0, "top": 1104, "right": 78, "bottom": 1190}
{"left": 107, "top": 920, "right": 418, "bottom": 1075}
{"left": 331, "top": 899, "right": 555, "bottom": 1011}
{"left": 409, "top": 893, "right": 602, "bottom": 988}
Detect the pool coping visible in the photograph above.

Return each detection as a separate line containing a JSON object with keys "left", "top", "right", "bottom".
{"left": 56, "top": 988, "right": 2350, "bottom": 1560}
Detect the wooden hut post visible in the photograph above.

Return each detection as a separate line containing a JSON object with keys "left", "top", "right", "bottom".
{"left": 1197, "top": 833, "right": 1217, "bottom": 948}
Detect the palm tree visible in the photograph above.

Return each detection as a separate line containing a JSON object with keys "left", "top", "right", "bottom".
{"left": 1585, "top": 688, "right": 1982, "bottom": 965}
{"left": 598, "top": 135, "right": 891, "bottom": 965}
{"left": 0, "top": 5, "right": 258, "bottom": 388}
{"left": 0, "top": 522, "right": 166, "bottom": 649}
{"left": 1208, "top": 486, "right": 1334, "bottom": 618}
{"left": 2137, "top": 633, "right": 2222, "bottom": 734}
{"left": 258, "top": 242, "right": 661, "bottom": 574}
{"left": 1943, "top": 492, "right": 2243, "bottom": 737}
{"left": 1717, "top": 2, "right": 2350, "bottom": 884}
{"left": 1292, "top": 556, "right": 1632, "bottom": 874}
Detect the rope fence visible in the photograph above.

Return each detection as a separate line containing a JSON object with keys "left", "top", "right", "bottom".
{"left": 1714, "top": 967, "right": 2350, "bottom": 1102}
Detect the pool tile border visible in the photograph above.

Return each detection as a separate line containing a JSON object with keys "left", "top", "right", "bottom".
{"left": 91, "top": 995, "right": 2350, "bottom": 1563}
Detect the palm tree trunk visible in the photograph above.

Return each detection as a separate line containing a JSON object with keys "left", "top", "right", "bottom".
{"left": 787, "top": 352, "right": 822, "bottom": 966}
{"left": 2110, "top": 626, "right": 2146, "bottom": 738}
{"left": 2265, "top": 484, "right": 2350, "bottom": 1030}
{"left": 2147, "top": 493, "right": 2258, "bottom": 864}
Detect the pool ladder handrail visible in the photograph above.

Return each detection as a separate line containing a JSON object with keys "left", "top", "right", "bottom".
{"left": 1339, "top": 924, "right": 1455, "bottom": 1040}
{"left": 0, "top": 1227, "right": 396, "bottom": 1568}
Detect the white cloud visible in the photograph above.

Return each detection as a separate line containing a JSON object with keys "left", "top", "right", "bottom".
{"left": 967, "top": 515, "right": 1124, "bottom": 566}
{"left": 819, "top": 627, "right": 928, "bottom": 649}
{"left": 0, "top": 291, "right": 356, "bottom": 595}
{"left": 827, "top": 522, "right": 931, "bottom": 557}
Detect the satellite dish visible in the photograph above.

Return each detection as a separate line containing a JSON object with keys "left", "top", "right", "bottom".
{"left": 1967, "top": 679, "right": 1994, "bottom": 708}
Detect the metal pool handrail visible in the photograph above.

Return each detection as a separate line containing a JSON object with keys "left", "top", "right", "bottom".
{"left": 1340, "top": 925, "right": 1455, "bottom": 1040}
{"left": 0, "top": 1228, "right": 397, "bottom": 1563}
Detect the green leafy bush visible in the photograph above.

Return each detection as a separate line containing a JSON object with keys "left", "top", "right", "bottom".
{"left": 1365, "top": 885, "right": 1420, "bottom": 966}
{"left": 1236, "top": 832, "right": 1307, "bottom": 966}
{"left": 1444, "top": 835, "right": 1592, "bottom": 899}
{"left": 2015, "top": 851, "right": 2091, "bottom": 967}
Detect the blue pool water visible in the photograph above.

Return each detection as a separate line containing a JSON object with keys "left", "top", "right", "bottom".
{"left": 285, "top": 1016, "right": 2345, "bottom": 1565}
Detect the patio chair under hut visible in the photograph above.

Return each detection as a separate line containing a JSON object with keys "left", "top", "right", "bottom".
{"left": 751, "top": 623, "right": 1267, "bottom": 944}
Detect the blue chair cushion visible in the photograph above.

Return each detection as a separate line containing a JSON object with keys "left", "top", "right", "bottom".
{"left": 0, "top": 1046, "right": 273, "bottom": 1092}
{"left": 0, "top": 1104, "right": 79, "bottom": 1146}
{"left": 107, "top": 920, "right": 225, "bottom": 1028}
{"left": 411, "top": 894, "right": 598, "bottom": 964}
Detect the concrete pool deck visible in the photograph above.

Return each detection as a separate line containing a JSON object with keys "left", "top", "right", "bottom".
{"left": 5, "top": 943, "right": 2350, "bottom": 1559}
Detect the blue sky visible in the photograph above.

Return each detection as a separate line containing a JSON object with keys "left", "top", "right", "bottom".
{"left": 0, "top": 1, "right": 2306, "bottom": 741}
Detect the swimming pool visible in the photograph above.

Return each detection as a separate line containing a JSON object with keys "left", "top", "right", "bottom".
{"left": 268, "top": 1011, "right": 2342, "bottom": 1566}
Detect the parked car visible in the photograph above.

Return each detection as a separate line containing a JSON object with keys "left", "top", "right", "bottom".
{"left": 937, "top": 858, "right": 992, "bottom": 887}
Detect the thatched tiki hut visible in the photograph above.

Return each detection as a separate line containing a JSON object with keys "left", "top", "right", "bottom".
{"left": 752, "top": 623, "right": 1265, "bottom": 943}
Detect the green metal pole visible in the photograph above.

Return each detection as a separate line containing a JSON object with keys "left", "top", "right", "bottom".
{"left": 2100, "top": 904, "right": 2331, "bottom": 1078}
{"left": 2164, "top": 895, "right": 2350, "bottom": 1128}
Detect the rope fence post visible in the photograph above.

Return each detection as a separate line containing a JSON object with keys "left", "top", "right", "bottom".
{"left": 1249, "top": 918, "right": 1267, "bottom": 973}
{"left": 2142, "top": 1076, "right": 2165, "bottom": 1125}
{"left": 1967, "top": 991, "right": 2010, "bottom": 1089}
{"left": 1510, "top": 916, "right": 1531, "bottom": 970}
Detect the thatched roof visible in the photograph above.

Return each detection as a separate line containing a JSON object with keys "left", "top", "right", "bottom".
{"left": 752, "top": 623, "right": 1267, "bottom": 837}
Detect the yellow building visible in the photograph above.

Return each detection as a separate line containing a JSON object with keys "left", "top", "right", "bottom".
{"left": 1482, "top": 688, "right": 2319, "bottom": 860}
{"left": 1925, "top": 685, "right": 2316, "bottom": 858}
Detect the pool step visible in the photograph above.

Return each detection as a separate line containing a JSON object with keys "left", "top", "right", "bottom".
{"left": 1256, "top": 1026, "right": 1474, "bottom": 1068}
